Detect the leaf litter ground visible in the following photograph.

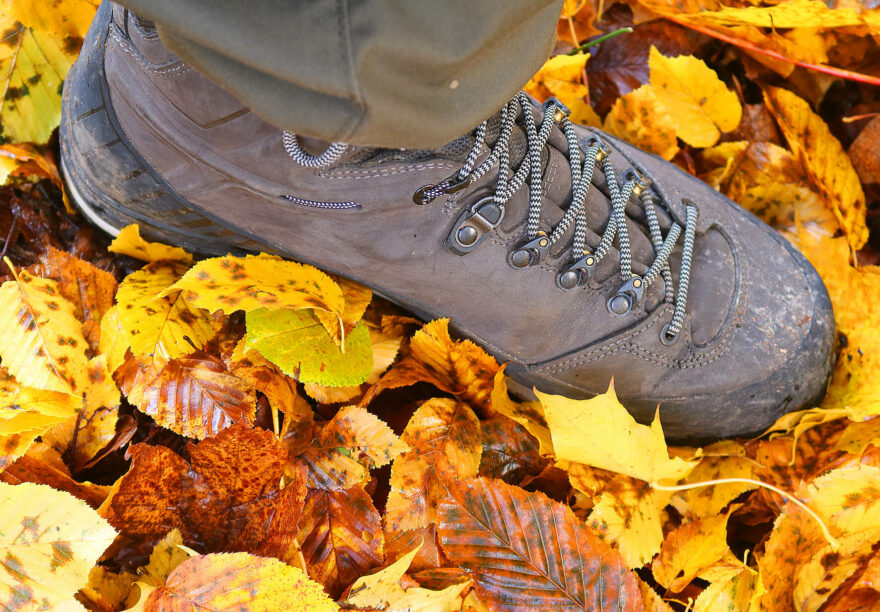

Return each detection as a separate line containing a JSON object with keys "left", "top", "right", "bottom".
{"left": 5, "top": 0, "right": 880, "bottom": 610}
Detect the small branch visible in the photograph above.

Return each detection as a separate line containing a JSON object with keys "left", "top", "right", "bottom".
{"left": 566, "top": 27, "right": 634, "bottom": 55}
{"left": 652, "top": 477, "right": 839, "bottom": 550}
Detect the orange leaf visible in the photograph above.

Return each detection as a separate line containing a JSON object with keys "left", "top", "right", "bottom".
{"left": 438, "top": 477, "right": 642, "bottom": 610}
{"left": 764, "top": 86, "right": 868, "bottom": 250}
{"left": 603, "top": 85, "right": 679, "bottom": 160}
{"left": 297, "top": 486, "right": 384, "bottom": 597}
{"left": 145, "top": 552, "right": 338, "bottom": 611}
{"left": 140, "top": 350, "right": 255, "bottom": 439}
{"left": 385, "top": 398, "right": 482, "bottom": 533}
{"left": 652, "top": 513, "right": 732, "bottom": 591}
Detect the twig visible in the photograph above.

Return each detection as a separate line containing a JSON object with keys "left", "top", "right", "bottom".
{"left": 566, "top": 27, "right": 634, "bottom": 55}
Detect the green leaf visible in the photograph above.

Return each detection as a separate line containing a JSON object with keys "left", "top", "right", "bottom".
{"left": 244, "top": 308, "right": 373, "bottom": 387}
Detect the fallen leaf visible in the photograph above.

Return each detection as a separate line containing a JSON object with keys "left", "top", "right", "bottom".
{"left": 524, "top": 53, "right": 590, "bottom": 110}
{"left": 438, "top": 477, "right": 643, "bottom": 610}
{"left": 653, "top": 513, "right": 732, "bottom": 591}
{"left": 0, "top": 481, "right": 117, "bottom": 610}
{"left": 297, "top": 486, "right": 384, "bottom": 597}
{"left": 75, "top": 566, "right": 137, "bottom": 612}
{"left": 315, "top": 274, "right": 372, "bottom": 348}
{"left": 107, "top": 224, "right": 192, "bottom": 264}
{"left": 693, "top": 562, "right": 764, "bottom": 612}
{"left": 479, "top": 416, "right": 548, "bottom": 484}
{"left": 849, "top": 116, "right": 880, "bottom": 185}
{"left": 145, "top": 552, "right": 338, "bottom": 611}
{"left": 140, "top": 350, "right": 255, "bottom": 439}
{"left": 764, "top": 86, "right": 868, "bottom": 250}
{"left": 603, "top": 84, "right": 680, "bottom": 160}
{"left": 539, "top": 382, "right": 697, "bottom": 483}
{"left": 385, "top": 398, "right": 482, "bottom": 533}
{"left": 648, "top": 46, "right": 742, "bottom": 147}
{"left": 299, "top": 405, "right": 407, "bottom": 490}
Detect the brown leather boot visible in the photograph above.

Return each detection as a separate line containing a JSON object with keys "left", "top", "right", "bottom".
{"left": 60, "top": 2, "right": 835, "bottom": 443}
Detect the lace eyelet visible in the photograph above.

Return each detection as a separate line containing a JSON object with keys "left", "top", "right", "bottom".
{"left": 659, "top": 322, "right": 680, "bottom": 346}
{"left": 624, "top": 168, "right": 651, "bottom": 196}
{"left": 586, "top": 135, "right": 611, "bottom": 162}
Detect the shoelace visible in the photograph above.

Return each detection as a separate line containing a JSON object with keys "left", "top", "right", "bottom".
{"left": 283, "top": 92, "right": 698, "bottom": 341}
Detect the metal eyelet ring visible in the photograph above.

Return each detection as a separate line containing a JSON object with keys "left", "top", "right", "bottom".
{"left": 623, "top": 167, "right": 652, "bottom": 196}
{"left": 659, "top": 322, "right": 680, "bottom": 346}
{"left": 586, "top": 135, "right": 612, "bottom": 162}
{"left": 543, "top": 97, "right": 571, "bottom": 123}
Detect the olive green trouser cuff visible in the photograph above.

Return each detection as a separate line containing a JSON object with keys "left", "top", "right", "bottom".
{"left": 116, "top": 0, "right": 564, "bottom": 149}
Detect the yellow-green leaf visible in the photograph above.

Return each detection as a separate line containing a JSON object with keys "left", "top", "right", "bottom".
{"left": 648, "top": 46, "right": 742, "bottom": 148}
{"left": 244, "top": 308, "right": 373, "bottom": 386}
{"left": 0, "top": 481, "right": 117, "bottom": 610}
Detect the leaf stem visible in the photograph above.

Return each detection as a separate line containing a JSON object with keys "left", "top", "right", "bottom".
{"left": 652, "top": 477, "right": 839, "bottom": 550}
{"left": 566, "top": 27, "right": 634, "bottom": 55}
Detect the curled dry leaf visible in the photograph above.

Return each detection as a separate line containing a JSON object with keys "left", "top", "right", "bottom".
{"left": 109, "top": 423, "right": 307, "bottom": 561}
{"left": 296, "top": 485, "right": 384, "bottom": 598}
{"left": 145, "top": 552, "right": 338, "bottom": 611}
{"left": 385, "top": 398, "right": 482, "bottom": 534}
{"left": 0, "top": 481, "right": 117, "bottom": 610}
{"left": 438, "top": 477, "right": 642, "bottom": 611}
{"left": 108, "top": 224, "right": 193, "bottom": 264}
{"left": 140, "top": 350, "right": 255, "bottom": 440}
{"left": 299, "top": 405, "right": 407, "bottom": 490}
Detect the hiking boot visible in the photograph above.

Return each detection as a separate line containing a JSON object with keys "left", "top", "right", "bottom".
{"left": 60, "top": 2, "right": 836, "bottom": 443}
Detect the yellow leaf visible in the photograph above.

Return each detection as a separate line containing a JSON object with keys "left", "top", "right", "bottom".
{"left": 115, "top": 260, "right": 214, "bottom": 361}
{"left": 107, "top": 224, "right": 193, "bottom": 264}
{"left": 343, "top": 542, "right": 421, "bottom": 608}
{"left": 145, "top": 552, "right": 338, "bottom": 611}
{"left": 682, "top": 0, "right": 863, "bottom": 28}
{"left": 524, "top": 53, "right": 589, "bottom": 110}
{"left": 833, "top": 417, "right": 880, "bottom": 456}
{"left": 693, "top": 563, "right": 763, "bottom": 612}
{"left": 0, "top": 481, "right": 117, "bottom": 610}
{"left": 98, "top": 305, "right": 129, "bottom": 375}
{"left": 672, "top": 441, "right": 757, "bottom": 518}
{"left": 6, "top": 0, "right": 98, "bottom": 40}
{"left": 0, "top": 429, "right": 40, "bottom": 472}
{"left": 315, "top": 274, "right": 372, "bottom": 348}
{"left": 764, "top": 87, "right": 868, "bottom": 250}
{"left": 42, "top": 356, "right": 120, "bottom": 470}
{"left": 0, "top": 266, "right": 89, "bottom": 395}
{"left": 795, "top": 532, "right": 879, "bottom": 612}
{"left": 569, "top": 463, "right": 668, "bottom": 568}
{"left": 653, "top": 513, "right": 732, "bottom": 591}
{"left": 648, "top": 46, "right": 742, "bottom": 148}
{"left": 490, "top": 369, "right": 554, "bottom": 457}
{"left": 0, "top": 367, "right": 81, "bottom": 426}
{"left": 538, "top": 382, "right": 697, "bottom": 483}
{"left": 141, "top": 529, "right": 189, "bottom": 587}
{"left": 603, "top": 85, "right": 679, "bottom": 160}
{"left": 165, "top": 253, "right": 344, "bottom": 316}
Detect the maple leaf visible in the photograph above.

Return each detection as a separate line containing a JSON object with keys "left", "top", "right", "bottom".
{"left": 109, "top": 424, "right": 307, "bottom": 561}
{"left": 297, "top": 486, "right": 384, "bottom": 597}
{"left": 385, "top": 398, "right": 482, "bottom": 534}
{"left": 298, "top": 405, "right": 407, "bottom": 490}
{"left": 115, "top": 260, "right": 214, "bottom": 361}
{"left": 648, "top": 46, "right": 742, "bottom": 148}
{"left": 438, "top": 477, "right": 642, "bottom": 610}
{"left": 0, "top": 481, "right": 117, "bottom": 610}
{"left": 140, "top": 350, "right": 255, "bottom": 439}
{"left": 165, "top": 253, "right": 344, "bottom": 316}
{"left": 764, "top": 86, "right": 868, "bottom": 250}
{"left": 0, "top": 265, "right": 89, "bottom": 395}
{"left": 603, "top": 84, "right": 679, "bottom": 160}
{"left": 108, "top": 224, "right": 193, "bottom": 264}
{"left": 244, "top": 308, "right": 373, "bottom": 386}
{"left": 37, "top": 247, "right": 117, "bottom": 350}
{"left": 0, "top": 442, "right": 110, "bottom": 508}
{"left": 145, "top": 552, "right": 338, "bottom": 611}
{"left": 539, "top": 382, "right": 697, "bottom": 483}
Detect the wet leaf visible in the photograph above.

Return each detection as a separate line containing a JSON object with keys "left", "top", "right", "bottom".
{"left": 648, "top": 46, "right": 742, "bottom": 147}
{"left": 108, "top": 224, "right": 192, "bottom": 264}
{"left": 385, "top": 398, "right": 482, "bottom": 533}
{"left": 297, "top": 486, "right": 384, "bottom": 598}
{"left": 0, "top": 481, "right": 117, "bottom": 610}
{"left": 145, "top": 552, "right": 338, "bottom": 611}
{"left": 438, "top": 477, "right": 642, "bottom": 610}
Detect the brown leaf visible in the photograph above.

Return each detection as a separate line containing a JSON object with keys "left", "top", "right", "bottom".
{"left": 297, "top": 486, "right": 384, "bottom": 598}
{"left": 384, "top": 524, "right": 446, "bottom": 573}
{"left": 140, "top": 350, "right": 256, "bottom": 439}
{"left": 299, "top": 405, "right": 407, "bottom": 490}
{"left": 439, "top": 477, "right": 642, "bottom": 610}
{"left": 478, "top": 416, "right": 549, "bottom": 484}
{"left": 109, "top": 424, "right": 307, "bottom": 561}
{"left": 385, "top": 398, "right": 482, "bottom": 534}
{"left": 849, "top": 116, "right": 880, "bottom": 186}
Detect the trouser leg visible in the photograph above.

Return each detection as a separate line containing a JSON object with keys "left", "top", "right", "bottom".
{"left": 115, "top": 0, "right": 564, "bottom": 149}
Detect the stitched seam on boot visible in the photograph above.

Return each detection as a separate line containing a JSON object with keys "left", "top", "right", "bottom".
{"left": 319, "top": 162, "right": 457, "bottom": 179}
{"left": 109, "top": 26, "right": 191, "bottom": 78}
